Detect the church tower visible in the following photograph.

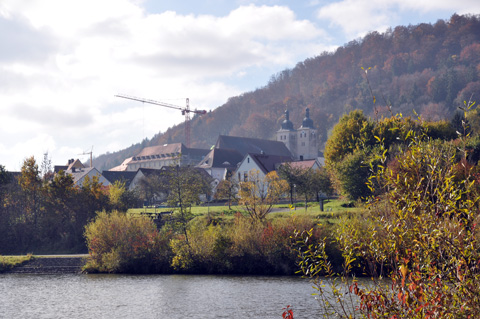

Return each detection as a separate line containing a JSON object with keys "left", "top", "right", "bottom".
{"left": 276, "top": 110, "right": 297, "bottom": 157}
{"left": 296, "top": 108, "right": 317, "bottom": 160}
{"left": 277, "top": 108, "right": 318, "bottom": 160}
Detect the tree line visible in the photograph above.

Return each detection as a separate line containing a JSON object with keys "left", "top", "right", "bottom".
{"left": 0, "top": 157, "right": 138, "bottom": 254}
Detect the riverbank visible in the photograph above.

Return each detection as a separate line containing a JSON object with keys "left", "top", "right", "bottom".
{"left": 3, "top": 255, "right": 87, "bottom": 274}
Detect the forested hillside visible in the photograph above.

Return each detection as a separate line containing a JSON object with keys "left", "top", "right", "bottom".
{"left": 94, "top": 13, "right": 480, "bottom": 171}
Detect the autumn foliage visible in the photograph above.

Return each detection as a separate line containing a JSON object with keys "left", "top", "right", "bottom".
{"left": 295, "top": 112, "right": 480, "bottom": 318}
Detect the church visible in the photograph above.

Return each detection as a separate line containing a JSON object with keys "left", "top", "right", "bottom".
{"left": 276, "top": 108, "right": 318, "bottom": 161}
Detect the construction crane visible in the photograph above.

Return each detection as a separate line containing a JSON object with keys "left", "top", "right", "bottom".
{"left": 78, "top": 146, "right": 93, "bottom": 167}
{"left": 115, "top": 94, "right": 207, "bottom": 147}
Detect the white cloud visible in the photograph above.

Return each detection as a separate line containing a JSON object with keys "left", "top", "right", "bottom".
{"left": 0, "top": 133, "right": 56, "bottom": 171}
{"left": 316, "top": 0, "right": 480, "bottom": 39}
{"left": 0, "top": 1, "right": 328, "bottom": 170}
{"left": 316, "top": 0, "right": 399, "bottom": 38}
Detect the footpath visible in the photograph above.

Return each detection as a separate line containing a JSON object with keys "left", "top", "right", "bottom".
{"left": 6, "top": 255, "right": 88, "bottom": 274}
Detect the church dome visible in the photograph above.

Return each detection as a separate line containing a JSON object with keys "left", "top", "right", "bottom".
{"left": 281, "top": 110, "right": 294, "bottom": 130}
{"left": 301, "top": 108, "right": 314, "bottom": 129}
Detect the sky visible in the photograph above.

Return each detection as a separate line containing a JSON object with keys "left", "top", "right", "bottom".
{"left": 1, "top": 0, "right": 479, "bottom": 171}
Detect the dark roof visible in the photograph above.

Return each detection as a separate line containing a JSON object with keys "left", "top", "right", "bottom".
{"left": 136, "top": 143, "right": 184, "bottom": 158}
{"left": 102, "top": 170, "right": 137, "bottom": 188}
{"left": 132, "top": 143, "right": 209, "bottom": 162}
{"left": 160, "top": 166, "right": 213, "bottom": 182}
{"left": 215, "top": 135, "right": 293, "bottom": 158}
{"left": 186, "top": 147, "right": 210, "bottom": 158}
{"left": 196, "top": 148, "right": 244, "bottom": 169}
{"left": 137, "top": 168, "right": 163, "bottom": 177}
{"left": 248, "top": 153, "right": 294, "bottom": 175}
{"left": 136, "top": 166, "right": 213, "bottom": 184}
{"left": 54, "top": 165, "right": 68, "bottom": 173}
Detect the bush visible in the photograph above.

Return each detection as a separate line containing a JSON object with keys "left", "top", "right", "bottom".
{"left": 84, "top": 211, "right": 173, "bottom": 273}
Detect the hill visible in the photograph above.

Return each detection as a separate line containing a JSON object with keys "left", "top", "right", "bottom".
{"left": 94, "top": 13, "right": 480, "bottom": 171}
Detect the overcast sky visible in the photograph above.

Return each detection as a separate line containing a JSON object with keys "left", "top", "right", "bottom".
{"left": 1, "top": 0, "right": 479, "bottom": 171}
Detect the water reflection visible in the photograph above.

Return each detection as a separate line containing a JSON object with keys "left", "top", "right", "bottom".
{"left": 0, "top": 274, "right": 321, "bottom": 318}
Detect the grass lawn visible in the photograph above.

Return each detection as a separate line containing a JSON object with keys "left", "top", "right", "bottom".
{"left": 127, "top": 199, "right": 365, "bottom": 223}
{"left": 0, "top": 254, "right": 33, "bottom": 272}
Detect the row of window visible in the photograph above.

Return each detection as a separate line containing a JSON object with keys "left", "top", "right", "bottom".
{"left": 129, "top": 160, "right": 174, "bottom": 170}
{"left": 279, "top": 131, "right": 316, "bottom": 140}
{"left": 299, "top": 131, "right": 316, "bottom": 138}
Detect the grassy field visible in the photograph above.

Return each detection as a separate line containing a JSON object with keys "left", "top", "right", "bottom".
{"left": 0, "top": 254, "right": 33, "bottom": 272}
{"left": 127, "top": 199, "right": 365, "bottom": 222}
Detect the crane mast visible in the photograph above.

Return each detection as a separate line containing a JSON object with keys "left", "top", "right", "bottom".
{"left": 115, "top": 94, "right": 206, "bottom": 147}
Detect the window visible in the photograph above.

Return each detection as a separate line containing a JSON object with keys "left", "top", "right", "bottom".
{"left": 247, "top": 157, "right": 250, "bottom": 163}
{"left": 238, "top": 172, "right": 241, "bottom": 181}
{"left": 244, "top": 172, "right": 248, "bottom": 182}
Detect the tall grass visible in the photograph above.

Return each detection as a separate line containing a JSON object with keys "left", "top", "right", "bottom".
{"left": 0, "top": 254, "right": 33, "bottom": 272}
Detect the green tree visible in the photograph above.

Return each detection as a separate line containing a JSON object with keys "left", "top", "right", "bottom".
{"left": 17, "top": 156, "right": 43, "bottom": 230}
{"left": 310, "top": 167, "right": 335, "bottom": 202}
{"left": 42, "top": 170, "right": 79, "bottom": 249}
{"left": 162, "top": 166, "right": 211, "bottom": 245}
{"left": 335, "top": 148, "right": 376, "bottom": 200}
{"left": 0, "top": 165, "right": 13, "bottom": 253}
{"left": 277, "top": 163, "right": 305, "bottom": 205}
{"left": 138, "top": 172, "right": 165, "bottom": 206}
{"left": 77, "top": 175, "right": 110, "bottom": 235}
{"left": 108, "top": 180, "right": 127, "bottom": 211}
{"left": 324, "top": 110, "right": 374, "bottom": 167}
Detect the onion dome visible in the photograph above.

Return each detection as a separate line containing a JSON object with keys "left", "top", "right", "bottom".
{"left": 281, "top": 110, "right": 294, "bottom": 130}
{"left": 301, "top": 108, "right": 314, "bottom": 129}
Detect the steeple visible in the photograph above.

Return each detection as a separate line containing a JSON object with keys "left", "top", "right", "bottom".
{"left": 301, "top": 107, "right": 314, "bottom": 129}
{"left": 281, "top": 109, "right": 294, "bottom": 130}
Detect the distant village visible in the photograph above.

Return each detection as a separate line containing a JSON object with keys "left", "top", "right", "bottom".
{"left": 53, "top": 108, "right": 324, "bottom": 198}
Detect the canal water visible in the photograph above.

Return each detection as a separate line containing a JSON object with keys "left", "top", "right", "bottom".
{"left": 0, "top": 274, "right": 325, "bottom": 318}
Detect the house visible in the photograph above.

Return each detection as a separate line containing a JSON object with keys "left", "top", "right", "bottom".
{"left": 129, "top": 166, "right": 214, "bottom": 203}
{"left": 198, "top": 135, "right": 293, "bottom": 182}
{"left": 67, "top": 167, "right": 110, "bottom": 187}
{"left": 196, "top": 148, "right": 244, "bottom": 181}
{"left": 129, "top": 168, "right": 164, "bottom": 191}
{"left": 109, "top": 143, "right": 209, "bottom": 172}
{"left": 55, "top": 159, "right": 110, "bottom": 187}
{"left": 234, "top": 153, "right": 293, "bottom": 182}
{"left": 54, "top": 158, "right": 84, "bottom": 173}
{"left": 276, "top": 108, "right": 318, "bottom": 160}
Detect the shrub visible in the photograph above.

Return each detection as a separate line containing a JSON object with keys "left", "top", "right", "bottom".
{"left": 84, "top": 211, "right": 172, "bottom": 273}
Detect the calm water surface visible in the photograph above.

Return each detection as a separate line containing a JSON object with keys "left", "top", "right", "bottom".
{"left": 0, "top": 274, "right": 322, "bottom": 318}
